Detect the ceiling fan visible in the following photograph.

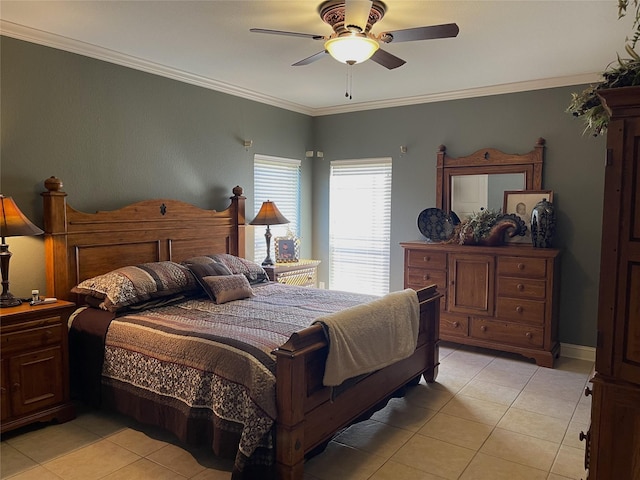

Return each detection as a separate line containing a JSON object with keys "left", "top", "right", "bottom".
{"left": 250, "top": 0, "right": 459, "bottom": 70}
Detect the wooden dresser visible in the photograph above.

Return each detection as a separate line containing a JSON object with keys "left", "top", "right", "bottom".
{"left": 401, "top": 241, "right": 560, "bottom": 367}
{"left": 583, "top": 87, "right": 640, "bottom": 479}
{"left": 1, "top": 300, "right": 76, "bottom": 433}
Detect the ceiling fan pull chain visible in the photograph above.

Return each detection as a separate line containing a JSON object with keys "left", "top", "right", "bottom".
{"left": 345, "top": 66, "right": 349, "bottom": 98}
{"left": 345, "top": 64, "right": 353, "bottom": 100}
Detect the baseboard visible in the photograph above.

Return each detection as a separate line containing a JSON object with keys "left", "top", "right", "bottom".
{"left": 560, "top": 343, "right": 596, "bottom": 362}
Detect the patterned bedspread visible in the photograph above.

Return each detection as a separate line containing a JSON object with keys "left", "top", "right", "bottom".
{"left": 91, "top": 282, "right": 378, "bottom": 476}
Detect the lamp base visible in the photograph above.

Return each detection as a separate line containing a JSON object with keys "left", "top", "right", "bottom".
{"left": 0, "top": 291, "right": 22, "bottom": 308}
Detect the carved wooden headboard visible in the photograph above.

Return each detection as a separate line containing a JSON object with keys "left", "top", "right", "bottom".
{"left": 41, "top": 176, "right": 246, "bottom": 301}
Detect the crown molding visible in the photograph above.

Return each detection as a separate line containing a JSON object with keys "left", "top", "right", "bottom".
{"left": 312, "top": 73, "right": 603, "bottom": 116}
{"left": 1, "top": 20, "right": 602, "bottom": 118}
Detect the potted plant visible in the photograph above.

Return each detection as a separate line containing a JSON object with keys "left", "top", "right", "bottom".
{"left": 567, "top": 1, "right": 640, "bottom": 136}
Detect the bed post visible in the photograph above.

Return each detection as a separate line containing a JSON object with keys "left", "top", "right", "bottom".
{"left": 230, "top": 185, "right": 246, "bottom": 258}
{"left": 41, "top": 176, "right": 69, "bottom": 299}
{"left": 274, "top": 343, "right": 307, "bottom": 480}
{"left": 418, "top": 286, "right": 441, "bottom": 382}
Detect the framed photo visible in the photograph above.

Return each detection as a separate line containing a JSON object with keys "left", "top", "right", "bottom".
{"left": 275, "top": 236, "right": 300, "bottom": 263}
{"left": 503, "top": 190, "right": 554, "bottom": 244}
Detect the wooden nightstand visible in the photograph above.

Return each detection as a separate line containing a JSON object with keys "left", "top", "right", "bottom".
{"left": 264, "top": 260, "right": 321, "bottom": 287}
{"left": 1, "top": 300, "right": 76, "bottom": 433}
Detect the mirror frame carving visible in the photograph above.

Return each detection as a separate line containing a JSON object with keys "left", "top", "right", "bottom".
{"left": 435, "top": 138, "right": 546, "bottom": 213}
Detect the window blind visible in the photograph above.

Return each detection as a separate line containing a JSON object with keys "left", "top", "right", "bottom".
{"left": 329, "top": 158, "right": 392, "bottom": 296}
{"left": 253, "top": 155, "right": 301, "bottom": 263}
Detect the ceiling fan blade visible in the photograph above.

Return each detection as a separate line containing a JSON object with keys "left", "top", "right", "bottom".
{"left": 250, "top": 28, "right": 325, "bottom": 40}
{"left": 292, "top": 50, "right": 329, "bottom": 66}
{"left": 370, "top": 49, "right": 406, "bottom": 69}
{"left": 380, "top": 23, "right": 459, "bottom": 43}
{"left": 345, "top": 0, "right": 373, "bottom": 31}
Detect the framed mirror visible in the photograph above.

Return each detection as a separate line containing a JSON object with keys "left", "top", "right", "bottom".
{"left": 435, "top": 138, "right": 545, "bottom": 219}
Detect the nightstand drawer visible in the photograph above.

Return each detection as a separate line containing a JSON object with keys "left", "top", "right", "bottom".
{"left": 1, "top": 323, "right": 63, "bottom": 354}
{"left": 276, "top": 268, "right": 317, "bottom": 287}
{"left": 267, "top": 260, "right": 320, "bottom": 288}
{"left": 0, "top": 300, "right": 76, "bottom": 434}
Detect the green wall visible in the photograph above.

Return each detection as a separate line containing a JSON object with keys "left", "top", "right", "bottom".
{"left": 2, "top": 36, "right": 606, "bottom": 348}
{"left": 1, "top": 36, "right": 315, "bottom": 298}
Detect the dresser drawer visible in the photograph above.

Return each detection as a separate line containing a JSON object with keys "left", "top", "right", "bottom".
{"left": 406, "top": 250, "right": 447, "bottom": 270}
{"left": 1, "top": 323, "right": 63, "bottom": 355}
{"left": 497, "top": 256, "right": 547, "bottom": 278}
{"left": 470, "top": 318, "right": 544, "bottom": 348}
{"left": 441, "top": 315, "right": 469, "bottom": 337}
{"left": 407, "top": 268, "right": 446, "bottom": 291}
{"left": 496, "top": 297, "right": 545, "bottom": 325}
{"left": 497, "top": 277, "right": 546, "bottom": 299}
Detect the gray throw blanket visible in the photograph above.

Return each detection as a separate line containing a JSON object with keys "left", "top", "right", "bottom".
{"left": 313, "top": 288, "right": 420, "bottom": 386}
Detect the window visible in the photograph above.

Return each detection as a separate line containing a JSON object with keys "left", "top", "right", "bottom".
{"left": 329, "top": 158, "right": 392, "bottom": 296}
{"left": 253, "top": 155, "right": 301, "bottom": 263}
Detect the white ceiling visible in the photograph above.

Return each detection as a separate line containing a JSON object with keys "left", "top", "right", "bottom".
{"left": 0, "top": 1, "right": 631, "bottom": 116}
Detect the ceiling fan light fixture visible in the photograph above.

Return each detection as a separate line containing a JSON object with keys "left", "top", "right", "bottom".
{"left": 324, "top": 34, "right": 379, "bottom": 65}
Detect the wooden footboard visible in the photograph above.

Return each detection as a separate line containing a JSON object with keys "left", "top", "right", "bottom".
{"left": 273, "top": 285, "right": 441, "bottom": 480}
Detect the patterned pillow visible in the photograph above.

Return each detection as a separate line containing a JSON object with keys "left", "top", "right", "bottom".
{"left": 71, "top": 261, "right": 199, "bottom": 312}
{"left": 207, "top": 253, "right": 269, "bottom": 285}
{"left": 203, "top": 274, "right": 254, "bottom": 304}
{"left": 182, "top": 255, "right": 220, "bottom": 266}
{"left": 182, "top": 254, "right": 268, "bottom": 284}
{"left": 184, "top": 262, "right": 232, "bottom": 301}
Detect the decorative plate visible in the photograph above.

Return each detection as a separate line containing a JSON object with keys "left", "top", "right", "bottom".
{"left": 417, "top": 208, "right": 459, "bottom": 241}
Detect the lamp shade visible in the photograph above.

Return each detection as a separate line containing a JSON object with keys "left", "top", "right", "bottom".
{"left": 250, "top": 201, "right": 289, "bottom": 226}
{"left": 0, "top": 195, "right": 44, "bottom": 238}
{"left": 0, "top": 195, "right": 44, "bottom": 307}
{"left": 325, "top": 34, "right": 379, "bottom": 65}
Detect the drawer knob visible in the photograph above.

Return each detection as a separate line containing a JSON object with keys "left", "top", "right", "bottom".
{"left": 517, "top": 263, "right": 525, "bottom": 270}
{"left": 584, "top": 386, "right": 592, "bottom": 397}
{"left": 422, "top": 274, "right": 431, "bottom": 281}
{"left": 516, "top": 306, "right": 523, "bottom": 313}
{"left": 579, "top": 431, "right": 589, "bottom": 442}
{"left": 452, "top": 321, "right": 459, "bottom": 328}
{"left": 480, "top": 325, "right": 487, "bottom": 332}
{"left": 525, "top": 332, "right": 532, "bottom": 338}
{"left": 423, "top": 256, "right": 430, "bottom": 262}
{"left": 517, "top": 283, "right": 524, "bottom": 291}
{"left": 45, "top": 329, "right": 53, "bottom": 338}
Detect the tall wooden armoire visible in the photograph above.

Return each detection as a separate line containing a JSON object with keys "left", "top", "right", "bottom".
{"left": 585, "top": 86, "right": 640, "bottom": 479}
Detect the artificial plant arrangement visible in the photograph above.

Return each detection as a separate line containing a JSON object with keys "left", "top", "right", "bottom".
{"left": 449, "top": 209, "right": 526, "bottom": 246}
{"left": 567, "top": 0, "right": 640, "bottom": 136}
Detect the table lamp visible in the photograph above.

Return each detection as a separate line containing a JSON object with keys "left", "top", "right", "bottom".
{"left": 0, "top": 195, "right": 44, "bottom": 307}
{"left": 250, "top": 201, "right": 289, "bottom": 266}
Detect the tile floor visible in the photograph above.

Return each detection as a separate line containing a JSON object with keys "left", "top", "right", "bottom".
{"left": 1, "top": 342, "right": 593, "bottom": 480}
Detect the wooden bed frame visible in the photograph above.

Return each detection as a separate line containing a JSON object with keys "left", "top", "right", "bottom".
{"left": 41, "top": 176, "right": 441, "bottom": 480}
